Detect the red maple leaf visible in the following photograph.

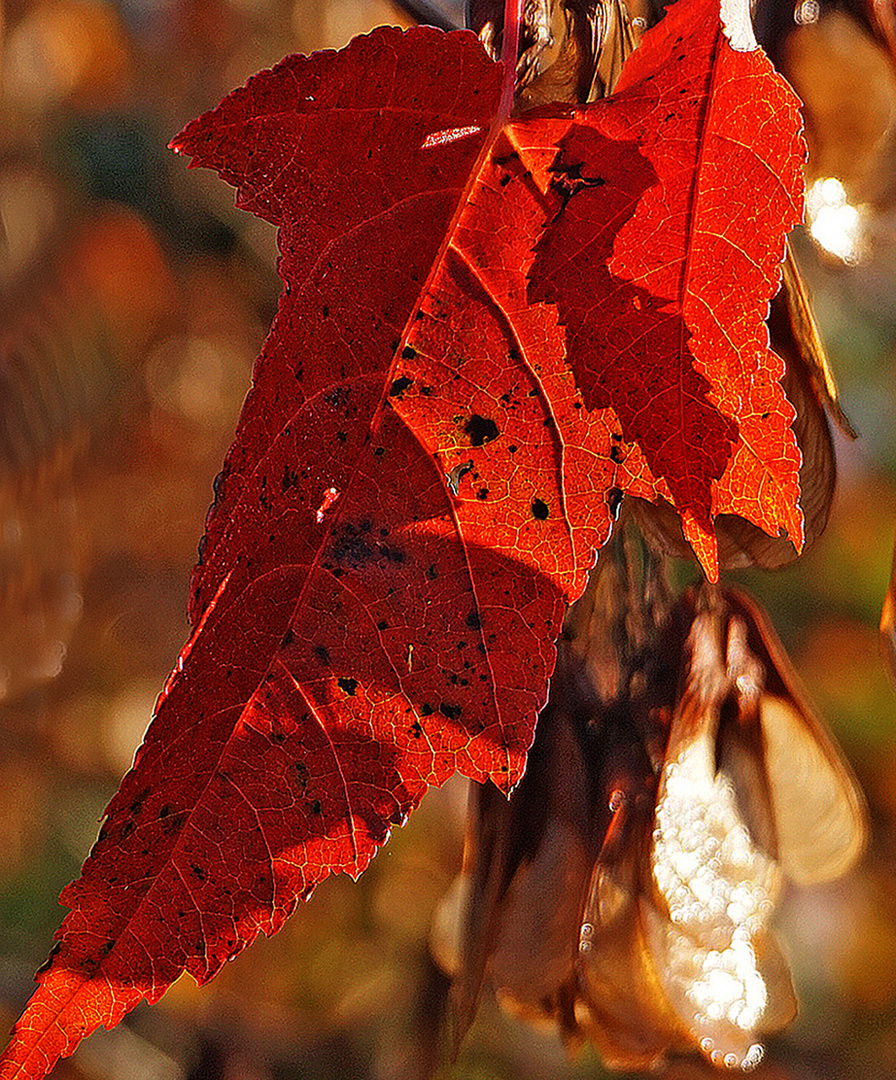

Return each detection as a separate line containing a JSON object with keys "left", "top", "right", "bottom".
{"left": 0, "top": 1, "right": 806, "bottom": 1075}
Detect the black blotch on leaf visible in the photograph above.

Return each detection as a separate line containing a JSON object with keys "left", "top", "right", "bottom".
{"left": 390, "top": 375, "right": 413, "bottom": 398}
{"left": 550, "top": 159, "right": 607, "bottom": 209}
{"left": 337, "top": 677, "right": 359, "bottom": 696}
{"left": 281, "top": 627, "right": 295, "bottom": 648}
{"left": 610, "top": 444, "right": 624, "bottom": 464}
{"left": 309, "top": 799, "right": 323, "bottom": 815}
{"left": 466, "top": 609, "right": 481, "bottom": 630}
{"left": 315, "top": 644, "right": 331, "bottom": 666}
{"left": 330, "top": 520, "right": 374, "bottom": 565}
{"left": 440, "top": 702, "right": 462, "bottom": 720}
{"left": 531, "top": 498, "right": 549, "bottom": 520}
{"left": 295, "top": 762, "right": 309, "bottom": 792}
{"left": 191, "top": 862, "right": 206, "bottom": 880}
{"left": 464, "top": 414, "right": 499, "bottom": 446}
{"left": 401, "top": 345, "right": 417, "bottom": 360}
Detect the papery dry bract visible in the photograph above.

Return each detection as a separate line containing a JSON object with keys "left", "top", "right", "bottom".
{"left": 443, "top": 545, "right": 866, "bottom": 1071}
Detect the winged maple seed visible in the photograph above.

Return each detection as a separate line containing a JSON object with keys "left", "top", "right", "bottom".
{"left": 436, "top": 526, "right": 867, "bottom": 1071}
{"left": 0, "top": 0, "right": 860, "bottom": 1077}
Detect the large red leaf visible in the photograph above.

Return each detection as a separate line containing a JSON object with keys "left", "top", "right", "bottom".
{"left": 0, "top": 2, "right": 806, "bottom": 1076}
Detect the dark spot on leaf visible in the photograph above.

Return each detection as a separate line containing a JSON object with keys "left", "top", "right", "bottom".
{"left": 426, "top": 564, "right": 438, "bottom": 580}
{"left": 508, "top": 444, "right": 518, "bottom": 454}
{"left": 390, "top": 375, "right": 413, "bottom": 398}
{"left": 531, "top": 498, "right": 549, "bottom": 520}
{"left": 309, "top": 799, "right": 323, "bottom": 815}
{"left": 411, "top": 721, "right": 423, "bottom": 738}
{"left": 121, "top": 820, "right": 135, "bottom": 840}
{"left": 550, "top": 160, "right": 607, "bottom": 209}
{"left": 440, "top": 702, "right": 462, "bottom": 720}
{"left": 610, "top": 444, "right": 624, "bottom": 464}
{"left": 282, "top": 627, "right": 294, "bottom": 648}
{"left": 401, "top": 345, "right": 417, "bottom": 360}
{"left": 500, "top": 173, "right": 511, "bottom": 187}
{"left": 330, "top": 520, "right": 375, "bottom": 566}
{"left": 159, "top": 805, "right": 171, "bottom": 819}
{"left": 464, "top": 414, "right": 499, "bottom": 446}
{"left": 466, "top": 610, "right": 481, "bottom": 630}
{"left": 191, "top": 863, "right": 206, "bottom": 880}
{"left": 374, "top": 446, "right": 385, "bottom": 456}
{"left": 315, "top": 644, "right": 331, "bottom": 666}
{"left": 377, "top": 620, "right": 389, "bottom": 630}
{"left": 337, "top": 677, "right": 358, "bottom": 696}
{"left": 420, "top": 703, "right": 434, "bottom": 717}
{"left": 477, "top": 487, "right": 489, "bottom": 500}
{"left": 324, "top": 386, "right": 349, "bottom": 410}
{"left": 322, "top": 305, "right": 329, "bottom": 317}
{"left": 295, "top": 762, "right": 309, "bottom": 792}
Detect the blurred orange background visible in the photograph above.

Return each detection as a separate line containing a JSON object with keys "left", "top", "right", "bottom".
{"left": 1, "top": 1, "right": 895, "bottom": 1078}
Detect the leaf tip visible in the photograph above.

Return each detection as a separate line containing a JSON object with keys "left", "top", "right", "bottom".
{"left": 682, "top": 513, "right": 720, "bottom": 583}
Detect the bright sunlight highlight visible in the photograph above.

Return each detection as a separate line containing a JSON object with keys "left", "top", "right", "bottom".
{"left": 806, "top": 177, "right": 864, "bottom": 264}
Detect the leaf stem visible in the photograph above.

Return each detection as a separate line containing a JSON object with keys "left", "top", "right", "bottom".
{"left": 498, "top": 0, "right": 523, "bottom": 118}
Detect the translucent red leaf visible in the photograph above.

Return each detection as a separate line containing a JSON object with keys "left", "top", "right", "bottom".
{"left": 527, "top": 0, "right": 806, "bottom": 569}
{"left": 0, "top": 3, "right": 808, "bottom": 1076}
